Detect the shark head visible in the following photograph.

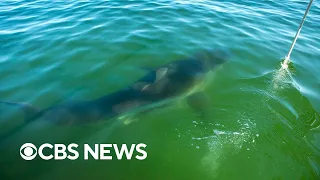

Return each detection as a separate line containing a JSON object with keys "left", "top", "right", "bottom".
{"left": 163, "top": 48, "right": 230, "bottom": 84}
{"left": 194, "top": 48, "right": 231, "bottom": 70}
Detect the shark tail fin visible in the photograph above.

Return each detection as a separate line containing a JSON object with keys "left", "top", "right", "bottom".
{"left": 0, "top": 100, "right": 40, "bottom": 122}
{"left": 0, "top": 101, "right": 42, "bottom": 145}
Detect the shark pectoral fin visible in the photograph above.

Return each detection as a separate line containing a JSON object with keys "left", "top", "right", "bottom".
{"left": 186, "top": 92, "right": 209, "bottom": 118}
{"left": 118, "top": 113, "right": 138, "bottom": 125}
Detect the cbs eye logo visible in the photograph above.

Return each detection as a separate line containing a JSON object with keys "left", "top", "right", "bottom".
{"left": 20, "top": 143, "right": 37, "bottom": 160}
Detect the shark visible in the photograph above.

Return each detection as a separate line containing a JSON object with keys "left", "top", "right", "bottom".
{"left": 0, "top": 49, "right": 229, "bottom": 128}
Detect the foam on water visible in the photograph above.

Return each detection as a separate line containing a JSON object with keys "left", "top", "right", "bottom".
{"left": 194, "top": 114, "right": 257, "bottom": 178}
{"left": 1, "top": 0, "right": 320, "bottom": 179}
{"left": 271, "top": 58, "right": 298, "bottom": 92}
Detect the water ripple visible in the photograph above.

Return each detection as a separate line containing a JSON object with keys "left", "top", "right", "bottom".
{"left": 0, "top": 0, "right": 320, "bottom": 179}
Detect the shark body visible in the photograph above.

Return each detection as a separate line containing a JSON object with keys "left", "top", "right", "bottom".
{"left": 0, "top": 49, "right": 229, "bottom": 126}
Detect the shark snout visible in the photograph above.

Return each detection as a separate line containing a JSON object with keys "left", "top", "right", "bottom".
{"left": 208, "top": 49, "right": 231, "bottom": 65}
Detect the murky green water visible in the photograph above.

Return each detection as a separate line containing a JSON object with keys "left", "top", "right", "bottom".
{"left": 0, "top": 0, "right": 319, "bottom": 179}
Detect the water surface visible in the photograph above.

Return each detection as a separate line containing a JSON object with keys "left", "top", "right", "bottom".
{"left": 0, "top": 0, "right": 319, "bottom": 179}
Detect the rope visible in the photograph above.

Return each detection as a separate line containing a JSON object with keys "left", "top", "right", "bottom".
{"left": 283, "top": 0, "right": 314, "bottom": 67}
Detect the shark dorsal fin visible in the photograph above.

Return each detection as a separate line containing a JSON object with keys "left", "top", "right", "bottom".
{"left": 155, "top": 68, "right": 168, "bottom": 82}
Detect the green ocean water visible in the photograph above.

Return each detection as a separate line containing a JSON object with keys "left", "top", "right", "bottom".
{"left": 0, "top": 0, "right": 319, "bottom": 179}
